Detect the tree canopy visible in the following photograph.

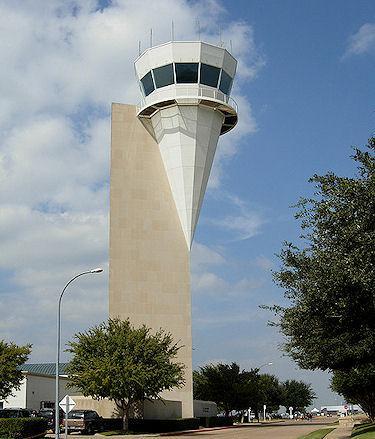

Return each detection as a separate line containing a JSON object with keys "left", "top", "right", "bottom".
{"left": 281, "top": 379, "right": 315, "bottom": 413}
{"left": 193, "top": 362, "right": 313, "bottom": 418}
{"left": 193, "top": 362, "right": 250, "bottom": 417}
{"left": 0, "top": 340, "right": 31, "bottom": 400}
{"left": 331, "top": 366, "right": 375, "bottom": 421}
{"left": 66, "top": 318, "right": 185, "bottom": 431}
{"left": 269, "top": 139, "right": 375, "bottom": 370}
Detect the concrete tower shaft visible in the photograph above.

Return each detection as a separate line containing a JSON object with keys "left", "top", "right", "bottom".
{"left": 135, "top": 41, "right": 238, "bottom": 248}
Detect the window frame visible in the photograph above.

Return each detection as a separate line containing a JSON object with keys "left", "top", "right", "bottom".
{"left": 218, "top": 69, "right": 233, "bottom": 95}
{"left": 174, "top": 62, "right": 199, "bottom": 84}
{"left": 153, "top": 63, "right": 175, "bottom": 89}
{"left": 199, "top": 63, "right": 221, "bottom": 88}
{"left": 140, "top": 71, "right": 155, "bottom": 97}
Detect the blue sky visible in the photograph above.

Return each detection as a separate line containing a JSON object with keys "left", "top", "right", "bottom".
{"left": 0, "top": 0, "right": 374, "bottom": 409}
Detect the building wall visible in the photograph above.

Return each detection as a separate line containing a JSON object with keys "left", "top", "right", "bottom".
{"left": 109, "top": 103, "right": 193, "bottom": 418}
{"left": 2, "top": 377, "right": 27, "bottom": 409}
{"left": 26, "top": 374, "right": 72, "bottom": 411}
{"left": 1, "top": 374, "right": 71, "bottom": 410}
{"left": 74, "top": 396, "right": 117, "bottom": 418}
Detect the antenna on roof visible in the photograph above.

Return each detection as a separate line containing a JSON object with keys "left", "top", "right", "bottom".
{"left": 196, "top": 18, "right": 201, "bottom": 41}
{"left": 219, "top": 26, "right": 223, "bottom": 47}
{"left": 150, "top": 28, "right": 153, "bottom": 47}
{"left": 138, "top": 40, "right": 141, "bottom": 56}
{"left": 171, "top": 20, "right": 175, "bottom": 41}
{"left": 230, "top": 39, "right": 233, "bottom": 53}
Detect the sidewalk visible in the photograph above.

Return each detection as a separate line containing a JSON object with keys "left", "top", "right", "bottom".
{"left": 325, "top": 425, "right": 353, "bottom": 439}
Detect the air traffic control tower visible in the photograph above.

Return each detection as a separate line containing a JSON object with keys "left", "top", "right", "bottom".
{"left": 109, "top": 41, "right": 237, "bottom": 418}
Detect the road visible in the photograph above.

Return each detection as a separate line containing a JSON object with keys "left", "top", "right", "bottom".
{"left": 50, "top": 418, "right": 337, "bottom": 439}
{"left": 160, "top": 419, "right": 336, "bottom": 439}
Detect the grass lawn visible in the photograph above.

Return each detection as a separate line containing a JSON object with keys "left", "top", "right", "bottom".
{"left": 298, "top": 427, "right": 336, "bottom": 439}
{"left": 351, "top": 423, "right": 375, "bottom": 438}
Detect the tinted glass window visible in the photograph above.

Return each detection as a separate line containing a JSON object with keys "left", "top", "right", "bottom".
{"left": 153, "top": 63, "right": 174, "bottom": 88}
{"left": 200, "top": 64, "right": 220, "bottom": 87}
{"left": 0, "top": 410, "right": 19, "bottom": 418}
{"left": 219, "top": 70, "right": 233, "bottom": 94}
{"left": 85, "top": 412, "right": 98, "bottom": 419}
{"left": 69, "top": 411, "right": 84, "bottom": 419}
{"left": 140, "top": 71, "right": 155, "bottom": 96}
{"left": 175, "top": 63, "right": 198, "bottom": 83}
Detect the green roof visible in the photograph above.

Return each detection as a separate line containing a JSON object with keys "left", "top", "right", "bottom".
{"left": 18, "top": 363, "right": 68, "bottom": 376}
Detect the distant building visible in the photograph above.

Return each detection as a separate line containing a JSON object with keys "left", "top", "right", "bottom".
{"left": 320, "top": 405, "right": 362, "bottom": 416}
{"left": 0, "top": 363, "right": 74, "bottom": 411}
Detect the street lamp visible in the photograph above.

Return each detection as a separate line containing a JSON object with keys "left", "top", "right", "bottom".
{"left": 55, "top": 268, "right": 103, "bottom": 439}
{"left": 258, "top": 362, "right": 273, "bottom": 370}
{"left": 255, "top": 362, "right": 273, "bottom": 422}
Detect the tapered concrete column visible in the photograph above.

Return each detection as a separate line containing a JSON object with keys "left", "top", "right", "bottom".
{"left": 109, "top": 103, "right": 193, "bottom": 418}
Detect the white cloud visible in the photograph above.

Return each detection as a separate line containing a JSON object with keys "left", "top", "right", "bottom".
{"left": 344, "top": 22, "right": 375, "bottom": 57}
{"left": 195, "top": 310, "right": 261, "bottom": 328}
{"left": 210, "top": 212, "right": 263, "bottom": 241}
{"left": 192, "top": 269, "right": 262, "bottom": 297}
{"left": 191, "top": 242, "right": 225, "bottom": 269}
{"left": 193, "top": 272, "right": 227, "bottom": 293}
{"left": 254, "top": 255, "right": 274, "bottom": 271}
{"left": 0, "top": 0, "right": 262, "bottom": 362}
{"left": 208, "top": 196, "right": 265, "bottom": 241}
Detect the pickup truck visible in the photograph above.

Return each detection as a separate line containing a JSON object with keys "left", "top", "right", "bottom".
{"left": 62, "top": 410, "right": 102, "bottom": 434}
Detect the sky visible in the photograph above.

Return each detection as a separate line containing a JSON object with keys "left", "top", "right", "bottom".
{"left": 0, "top": 0, "right": 374, "bottom": 409}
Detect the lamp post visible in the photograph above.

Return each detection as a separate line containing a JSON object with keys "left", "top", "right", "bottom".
{"left": 55, "top": 268, "right": 103, "bottom": 439}
{"left": 258, "top": 362, "right": 273, "bottom": 370}
{"left": 252, "top": 362, "right": 273, "bottom": 422}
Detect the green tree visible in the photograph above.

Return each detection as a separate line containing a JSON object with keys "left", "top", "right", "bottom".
{"left": 66, "top": 318, "right": 185, "bottom": 431}
{"left": 193, "top": 363, "right": 251, "bottom": 417}
{"left": 193, "top": 364, "right": 283, "bottom": 420}
{"left": 258, "top": 374, "right": 283, "bottom": 414}
{"left": 268, "top": 139, "right": 375, "bottom": 370}
{"left": 281, "top": 379, "right": 316, "bottom": 413}
{"left": 0, "top": 340, "right": 31, "bottom": 400}
{"left": 331, "top": 365, "right": 375, "bottom": 421}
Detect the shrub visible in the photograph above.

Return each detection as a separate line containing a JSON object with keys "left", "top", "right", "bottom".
{"left": 198, "top": 416, "right": 233, "bottom": 428}
{"left": 129, "top": 418, "right": 200, "bottom": 433}
{"left": 101, "top": 417, "right": 200, "bottom": 433}
{"left": 0, "top": 417, "right": 47, "bottom": 438}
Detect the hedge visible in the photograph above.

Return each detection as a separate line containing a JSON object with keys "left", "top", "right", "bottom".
{"left": 129, "top": 418, "right": 200, "bottom": 433}
{"left": 198, "top": 416, "right": 234, "bottom": 428}
{"left": 101, "top": 417, "right": 200, "bottom": 433}
{"left": 0, "top": 418, "right": 47, "bottom": 439}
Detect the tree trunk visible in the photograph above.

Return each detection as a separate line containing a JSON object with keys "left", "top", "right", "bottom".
{"left": 115, "top": 400, "right": 131, "bottom": 432}
{"left": 122, "top": 404, "right": 130, "bottom": 432}
{"left": 122, "top": 413, "right": 128, "bottom": 432}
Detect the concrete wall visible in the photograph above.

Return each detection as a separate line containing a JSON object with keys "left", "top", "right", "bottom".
{"left": 193, "top": 400, "right": 217, "bottom": 418}
{"left": 144, "top": 400, "right": 182, "bottom": 420}
{"left": 109, "top": 104, "right": 193, "bottom": 418}
{"left": 74, "top": 396, "right": 117, "bottom": 418}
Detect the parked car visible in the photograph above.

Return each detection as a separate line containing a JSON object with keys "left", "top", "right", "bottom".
{"left": 0, "top": 408, "right": 33, "bottom": 418}
{"left": 63, "top": 410, "right": 102, "bottom": 435}
{"left": 37, "top": 408, "right": 64, "bottom": 430}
